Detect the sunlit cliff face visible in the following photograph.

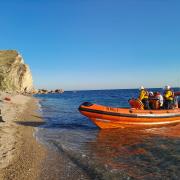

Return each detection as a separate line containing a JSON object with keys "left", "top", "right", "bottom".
{"left": 0, "top": 50, "right": 33, "bottom": 93}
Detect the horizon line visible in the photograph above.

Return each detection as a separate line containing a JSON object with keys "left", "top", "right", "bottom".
{"left": 63, "top": 86, "right": 180, "bottom": 92}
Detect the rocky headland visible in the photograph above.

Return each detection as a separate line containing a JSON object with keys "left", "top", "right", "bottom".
{"left": 36, "top": 89, "right": 64, "bottom": 94}
{"left": 0, "top": 50, "right": 33, "bottom": 93}
{"left": 0, "top": 50, "right": 64, "bottom": 95}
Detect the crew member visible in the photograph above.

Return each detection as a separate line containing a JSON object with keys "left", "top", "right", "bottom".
{"left": 154, "top": 92, "right": 164, "bottom": 109}
{"left": 148, "top": 91, "right": 154, "bottom": 109}
{"left": 163, "top": 85, "right": 174, "bottom": 109}
{"left": 139, "top": 86, "right": 150, "bottom": 110}
{"left": 149, "top": 91, "right": 154, "bottom": 99}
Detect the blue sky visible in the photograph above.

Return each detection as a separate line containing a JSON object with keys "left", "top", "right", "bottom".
{"left": 0, "top": 0, "right": 180, "bottom": 90}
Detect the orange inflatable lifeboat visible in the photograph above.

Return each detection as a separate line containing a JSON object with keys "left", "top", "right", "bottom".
{"left": 79, "top": 102, "right": 180, "bottom": 129}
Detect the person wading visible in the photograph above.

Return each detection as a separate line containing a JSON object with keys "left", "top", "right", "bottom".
{"left": 138, "top": 86, "right": 150, "bottom": 110}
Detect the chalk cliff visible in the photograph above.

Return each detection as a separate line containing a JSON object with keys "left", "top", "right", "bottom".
{"left": 0, "top": 50, "right": 33, "bottom": 93}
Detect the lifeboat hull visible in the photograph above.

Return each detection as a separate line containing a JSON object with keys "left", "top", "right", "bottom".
{"left": 78, "top": 102, "right": 180, "bottom": 129}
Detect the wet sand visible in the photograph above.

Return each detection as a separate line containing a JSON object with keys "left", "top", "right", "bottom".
{"left": 0, "top": 94, "right": 47, "bottom": 180}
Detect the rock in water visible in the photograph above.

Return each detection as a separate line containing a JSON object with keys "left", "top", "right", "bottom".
{"left": 0, "top": 50, "right": 33, "bottom": 93}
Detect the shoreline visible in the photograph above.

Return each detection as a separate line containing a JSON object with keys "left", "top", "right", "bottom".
{"left": 0, "top": 94, "right": 47, "bottom": 180}
{"left": 0, "top": 94, "right": 90, "bottom": 180}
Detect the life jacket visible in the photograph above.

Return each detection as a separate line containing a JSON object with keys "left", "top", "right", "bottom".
{"left": 164, "top": 89, "right": 174, "bottom": 101}
{"left": 139, "top": 89, "right": 149, "bottom": 100}
{"left": 129, "top": 98, "right": 144, "bottom": 110}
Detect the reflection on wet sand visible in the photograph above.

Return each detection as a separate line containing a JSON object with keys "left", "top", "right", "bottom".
{"left": 87, "top": 125, "right": 180, "bottom": 179}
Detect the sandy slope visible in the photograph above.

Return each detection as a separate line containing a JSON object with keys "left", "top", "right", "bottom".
{"left": 0, "top": 93, "right": 46, "bottom": 180}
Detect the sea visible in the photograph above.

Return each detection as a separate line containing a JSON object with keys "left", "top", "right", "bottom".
{"left": 35, "top": 89, "right": 180, "bottom": 180}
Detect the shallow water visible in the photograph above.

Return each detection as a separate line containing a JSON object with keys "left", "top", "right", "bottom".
{"left": 35, "top": 89, "right": 180, "bottom": 179}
